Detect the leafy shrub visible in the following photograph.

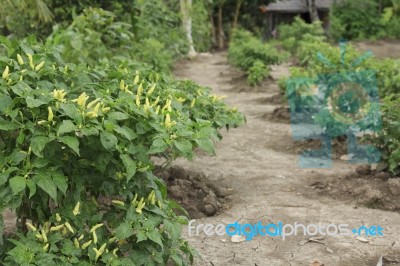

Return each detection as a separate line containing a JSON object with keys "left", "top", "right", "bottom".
{"left": 228, "top": 29, "right": 288, "bottom": 71}
{"left": 247, "top": 60, "right": 269, "bottom": 86}
{"left": 375, "top": 96, "right": 400, "bottom": 173}
{"left": 277, "top": 17, "right": 325, "bottom": 55}
{"left": 0, "top": 36, "right": 244, "bottom": 265}
{"left": 330, "top": 0, "right": 381, "bottom": 40}
{"left": 47, "top": 8, "right": 134, "bottom": 67}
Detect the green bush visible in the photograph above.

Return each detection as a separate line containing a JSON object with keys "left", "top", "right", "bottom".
{"left": 278, "top": 17, "right": 325, "bottom": 55}
{"left": 47, "top": 8, "right": 134, "bottom": 67}
{"left": 0, "top": 36, "right": 244, "bottom": 265}
{"left": 375, "top": 96, "right": 400, "bottom": 173}
{"left": 247, "top": 60, "right": 269, "bottom": 87}
{"left": 330, "top": 0, "right": 381, "bottom": 40}
{"left": 228, "top": 29, "right": 288, "bottom": 72}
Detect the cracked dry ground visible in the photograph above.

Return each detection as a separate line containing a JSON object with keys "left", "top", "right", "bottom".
{"left": 173, "top": 53, "right": 400, "bottom": 266}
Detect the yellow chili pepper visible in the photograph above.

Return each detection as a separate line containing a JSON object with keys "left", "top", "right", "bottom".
{"left": 17, "top": 54, "right": 24, "bottom": 65}
{"left": 35, "top": 61, "right": 45, "bottom": 71}
{"left": 73, "top": 201, "right": 81, "bottom": 216}
{"left": 112, "top": 248, "right": 119, "bottom": 257}
{"left": 99, "top": 243, "right": 106, "bottom": 254}
{"left": 74, "top": 238, "right": 80, "bottom": 248}
{"left": 87, "top": 98, "right": 100, "bottom": 109}
{"left": 119, "top": 80, "right": 125, "bottom": 91}
{"left": 137, "top": 83, "right": 143, "bottom": 96}
{"left": 109, "top": 236, "right": 117, "bottom": 243}
{"left": 133, "top": 74, "right": 140, "bottom": 85}
{"left": 147, "top": 84, "right": 156, "bottom": 95}
{"left": 190, "top": 99, "right": 196, "bottom": 108}
{"left": 26, "top": 222, "right": 37, "bottom": 231}
{"left": 41, "top": 230, "right": 48, "bottom": 243}
{"left": 43, "top": 243, "right": 49, "bottom": 252}
{"left": 55, "top": 213, "right": 62, "bottom": 222}
{"left": 27, "top": 54, "right": 34, "bottom": 69}
{"left": 78, "top": 234, "right": 85, "bottom": 241}
{"left": 135, "top": 95, "right": 140, "bottom": 107}
{"left": 50, "top": 224, "right": 64, "bottom": 232}
{"left": 152, "top": 96, "right": 160, "bottom": 107}
{"left": 47, "top": 107, "right": 53, "bottom": 122}
{"left": 136, "top": 197, "right": 146, "bottom": 214}
{"left": 64, "top": 222, "right": 74, "bottom": 234}
{"left": 92, "top": 231, "right": 98, "bottom": 244}
{"left": 2, "top": 66, "right": 9, "bottom": 80}
{"left": 112, "top": 200, "right": 125, "bottom": 206}
{"left": 102, "top": 107, "right": 111, "bottom": 113}
{"left": 90, "top": 223, "right": 104, "bottom": 233}
{"left": 81, "top": 240, "right": 92, "bottom": 249}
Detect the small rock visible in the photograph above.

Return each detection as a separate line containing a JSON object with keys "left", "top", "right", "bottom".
{"left": 356, "top": 165, "right": 371, "bottom": 176}
{"left": 220, "top": 239, "right": 227, "bottom": 243}
{"left": 388, "top": 178, "right": 400, "bottom": 196}
{"left": 231, "top": 235, "right": 246, "bottom": 243}
{"left": 326, "top": 248, "right": 334, "bottom": 254}
{"left": 356, "top": 236, "right": 369, "bottom": 243}
{"left": 204, "top": 204, "right": 216, "bottom": 216}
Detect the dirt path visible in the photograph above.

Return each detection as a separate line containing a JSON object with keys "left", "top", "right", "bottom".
{"left": 173, "top": 53, "right": 400, "bottom": 266}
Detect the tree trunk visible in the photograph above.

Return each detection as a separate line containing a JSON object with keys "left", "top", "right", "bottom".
{"left": 232, "top": 0, "right": 243, "bottom": 28}
{"left": 180, "top": 0, "right": 196, "bottom": 57}
{"left": 217, "top": 3, "right": 224, "bottom": 49}
{"left": 210, "top": 13, "right": 217, "bottom": 47}
{"left": 307, "top": 0, "right": 320, "bottom": 22}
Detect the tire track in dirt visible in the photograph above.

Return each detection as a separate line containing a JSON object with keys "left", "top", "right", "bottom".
{"left": 173, "top": 53, "right": 400, "bottom": 266}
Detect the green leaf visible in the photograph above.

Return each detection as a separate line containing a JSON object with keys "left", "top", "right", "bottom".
{"left": 0, "top": 120, "right": 20, "bottom": 131}
{"left": 0, "top": 95, "right": 11, "bottom": 112}
{"left": 115, "top": 222, "right": 134, "bottom": 241}
{"left": 34, "top": 172, "right": 57, "bottom": 201}
{"left": 148, "top": 139, "right": 168, "bottom": 154}
{"left": 174, "top": 140, "right": 192, "bottom": 155}
{"left": 195, "top": 138, "right": 215, "bottom": 155}
{"left": 100, "top": 131, "right": 118, "bottom": 151}
{"left": 26, "top": 179, "right": 37, "bottom": 198}
{"left": 57, "top": 120, "right": 76, "bottom": 135}
{"left": 30, "top": 135, "right": 51, "bottom": 157}
{"left": 108, "top": 111, "right": 129, "bottom": 121}
{"left": 52, "top": 172, "right": 68, "bottom": 195}
{"left": 146, "top": 229, "right": 163, "bottom": 248}
{"left": 59, "top": 136, "right": 80, "bottom": 155}
{"left": 25, "top": 97, "right": 46, "bottom": 108}
{"left": 120, "top": 154, "right": 137, "bottom": 182}
{"left": 136, "top": 230, "right": 147, "bottom": 243}
{"left": 9, "top": 176, "right": 26, "bottom": 195}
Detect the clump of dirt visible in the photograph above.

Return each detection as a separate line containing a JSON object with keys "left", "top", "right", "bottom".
{"left": 253, "top": 92, "right": 284, "bottom": 105}
{"left": 157, "top": 166, "right": 231, "bottom": 218}
{"left": 311, "top": 165, "right": 400, "bottom": 212}
{"left": 289, "top": 136, "right": 348, "bottom": 159}
{"left": 263, "top": 106, "right": 291, "bottom": 122}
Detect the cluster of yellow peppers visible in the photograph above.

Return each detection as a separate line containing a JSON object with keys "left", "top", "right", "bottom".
{"left": 2, "top": 53, "right": 46, "bottom": 85}
{"left": 111, "top": 190, "right": 162, "bottom": 214}
{"left": 25, "top": 201, "right": 118, "bottom": 261}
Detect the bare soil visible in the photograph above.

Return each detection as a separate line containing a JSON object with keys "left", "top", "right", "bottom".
{"left": 173, "top": 52, "right": 400, "bottom": 266}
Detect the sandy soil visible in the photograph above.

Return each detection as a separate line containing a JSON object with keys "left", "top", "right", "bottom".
{"left": 173, "top": 53, "right": 400, "bottom": 266}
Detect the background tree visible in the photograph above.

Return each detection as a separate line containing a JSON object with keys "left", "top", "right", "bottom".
{"left": 180, "top": 0, "right": 197, "bottom": 56}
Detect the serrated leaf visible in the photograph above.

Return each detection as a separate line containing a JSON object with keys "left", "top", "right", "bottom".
{"left": 100, "top": 131, "right": 118, "bottom": 151}
{"left": 9, "top": 176, "right": 26, "bottom": 195}
{"left": 59, "top": 136, "right": 80, "bottom": 155}
{"left": 57, "top": 120, "right": 76, "bottom": 135}
{"left": 115, "top": 222, "right": 134, "bottom": 241}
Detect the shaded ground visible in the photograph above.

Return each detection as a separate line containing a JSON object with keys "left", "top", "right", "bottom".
{"left": 173, "top": 52, "right": 400, "bottom": 266}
